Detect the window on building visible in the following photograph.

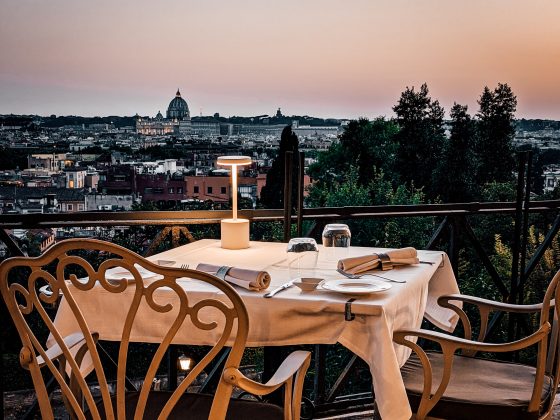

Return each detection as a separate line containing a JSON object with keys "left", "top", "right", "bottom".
{"left": 154, "top": 188, "right": 164, "bottom": 194}
{"left": 144, "top": 187, "right": 153, "bottom": 194}
{"left": 221, "top": 187, "right": 227, "bottom": 194}
{"left": 67, "top": 204, "right": 73, "bottom": 211}
{"left": 168, "top": 187, "right": 174, "bottom": 194}
{"left": 194, "top": 186, "right": 199, "bottom": 194}
{"left": 207, "top": 186, "right": 213, "bottom": 194}
{"left": 177, "top": 187, "right": 183, "bottom": 194}
{"left": 78, "top": 204, "right": 84, "bottom": 211}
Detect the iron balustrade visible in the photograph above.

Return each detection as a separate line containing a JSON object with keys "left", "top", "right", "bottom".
{"left": 1, "top": 198, "right": 560, "bottom": 417}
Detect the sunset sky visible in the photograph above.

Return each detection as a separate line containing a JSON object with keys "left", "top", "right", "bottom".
{"left": 1, "top": 0, "right": 559, "bottom": 119}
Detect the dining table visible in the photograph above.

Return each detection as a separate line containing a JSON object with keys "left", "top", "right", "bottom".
{"left": 52, "top": 239, "right": 460, "bottom": 420}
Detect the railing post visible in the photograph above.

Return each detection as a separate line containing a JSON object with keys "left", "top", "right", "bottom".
{"left": 447, "top": 216, "right": 460, "bottom": 277}
{"left": 283, "top": 151, "right": 294, "bottom": 242}
{"left": 313, "top": 344, "right": 327, "bottom": 405}
{"left": 517, "top": 150, "right": 532, "bottom": 305}
{"left": 297, "top": 152, "right": 305, "bottom": 237}
{"left": 509, "top": 151, "right": 528, "bottom": 343}
{"left": 168, "top": 345, "right": 178, "bottom": 390}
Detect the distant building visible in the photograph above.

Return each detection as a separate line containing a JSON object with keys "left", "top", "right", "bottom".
{"left": 86, "top": 193, "right": 134, "bottom": 211}
{"left": 544, "top": 165, "right": 560, "bottom": 192}
{"left": 136, "top": 89, "right": 192, "bottom": 136}
{"left": 58, "top": 189, "right": 86, "bottom": 212}
{"left": 190, "top": 117, "right": 221, "bottom": 136}
{"left": 186, "top": 174, "right": 257, "bottom": 205}
{"left": 97, "top": 165, "right": 136, "bottom": 195}
{"left": 28, "top": 153, "right": 69, "bottom": 172}
{"left": 293, "top": 126, "right": 339, "bottom": 137}
{"left": 0, "top": 187, "right": 85, "bottom": 214}
{"left": 64, "top": 167, "right": 87, "bottom": 189}
{"left": 136, "top": 173, "right": 187, "bottom": 204}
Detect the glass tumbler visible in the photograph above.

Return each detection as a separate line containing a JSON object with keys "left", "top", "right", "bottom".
{"left": 321, "top": 223, "right": 351, "bottom": 261}
{"left": 287, "top": 238, "right": 319, "bottom": 279}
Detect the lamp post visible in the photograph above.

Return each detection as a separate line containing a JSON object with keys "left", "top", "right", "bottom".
{"left": 217, "top": 156, "right": 252, "bottom": 249}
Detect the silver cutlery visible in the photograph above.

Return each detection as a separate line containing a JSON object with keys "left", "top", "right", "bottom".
{"left": 264, "top": 281, "right": 295, "bottom": 298}
{"left": 336, "top": 268, "right": 406, "bottom": 283}
{"left": 180, "top": 264, "right": 189, "bottom": 269}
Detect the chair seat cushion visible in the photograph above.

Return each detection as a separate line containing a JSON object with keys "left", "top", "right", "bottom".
{"left": 401, "top": 351, "right": 553, "bottom": 420}
{"left": 88, "top": 391, "right": 284, "bottom": 420}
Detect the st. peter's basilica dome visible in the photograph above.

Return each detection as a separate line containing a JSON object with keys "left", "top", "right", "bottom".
{"left": 166, "top": 89, "right": 190, "bottom": 120}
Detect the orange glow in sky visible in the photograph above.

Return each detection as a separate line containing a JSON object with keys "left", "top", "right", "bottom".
{"left": 1, "top": 0, "right": 559, "bottom": 119}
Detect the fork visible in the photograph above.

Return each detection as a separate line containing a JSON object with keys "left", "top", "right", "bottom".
{"left": 336, "top": 268, "right": 406, "bottom": 283}
{"left": 180, "top": 264, "right": 189, "bottom": 269}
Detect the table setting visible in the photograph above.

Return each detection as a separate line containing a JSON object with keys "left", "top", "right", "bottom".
{"left": 52, "top": 225, "right": 460, "bottom": 420}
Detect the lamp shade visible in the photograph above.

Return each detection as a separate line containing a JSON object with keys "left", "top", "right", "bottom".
{"left": 217, "top": 155, "right": 252, "bottom": 166}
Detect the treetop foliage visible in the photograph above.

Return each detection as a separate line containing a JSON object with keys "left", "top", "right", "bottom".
{"left": 307, "top": 82, "right": 520, "bottom": 207}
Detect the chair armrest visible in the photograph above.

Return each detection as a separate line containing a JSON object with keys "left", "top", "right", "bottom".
{"left": 223, "top": 350, "right": 311, "bottom": 396}
{"left": 436, "top": 294, "right": 551, "bottom": 348}
{"left": 394, "top": 325, "right": 549, "bottom": 354}
{"left": 438, "top": 293, "right": 547, "bottom": 314}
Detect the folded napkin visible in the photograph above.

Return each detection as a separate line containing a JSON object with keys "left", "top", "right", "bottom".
{"left": 337, "top": 247, "right": 419, "bottom": 274}
{"left": 196, "top": 263, "right": 271, "bottom": 291}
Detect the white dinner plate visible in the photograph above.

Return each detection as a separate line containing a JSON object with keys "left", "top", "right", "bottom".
{"left": 320, "top": 278, "right": 392, "bottom": 295}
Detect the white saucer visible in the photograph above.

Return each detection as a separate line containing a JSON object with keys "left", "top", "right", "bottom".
{"left": 320, "top": 278, "right": 392, "bottom": 295}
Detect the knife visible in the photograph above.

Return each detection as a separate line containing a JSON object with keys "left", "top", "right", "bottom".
{"left": 263, "top": 281, "right": 294, "bottom": 298}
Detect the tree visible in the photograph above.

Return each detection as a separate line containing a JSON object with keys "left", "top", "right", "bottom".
{"left": 392, "top": 84, "right": 446, "bottom": 199}
{"left": 340, "top": 118, "right": 399, "bottom": 186}
{"left": 260, "top": 125, "right": 300, "bottom": 209}
{"left": 476, "top": 83, "right": 517, "bottom": 185}
{"left": 310, "top": 166, "right": 433, "bottom": 247}
{"left": 434, "top": 103, "right": 479, "bottom": 202}
{"left": 307, "top": 118, "right": 398, "bottom": 206}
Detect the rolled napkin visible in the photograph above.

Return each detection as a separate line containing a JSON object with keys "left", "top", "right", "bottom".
{"left": 337, "top": 247, "right": 419, "bottom": 274}
{"left": 196, "top": 263, "right": 271, "bottom": 291}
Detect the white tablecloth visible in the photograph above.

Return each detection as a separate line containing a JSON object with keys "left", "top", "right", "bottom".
{"left": 53, "top": 239, "right": 460, "bottom": 420}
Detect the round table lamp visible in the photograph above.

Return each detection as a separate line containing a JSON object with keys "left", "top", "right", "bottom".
{"left": 217, "top": 155, "right": 252, "bottom": 249}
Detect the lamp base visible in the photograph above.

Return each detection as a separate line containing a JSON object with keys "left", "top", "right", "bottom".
{"left": 221, "top": 219, "right": 250, "bottom": 249}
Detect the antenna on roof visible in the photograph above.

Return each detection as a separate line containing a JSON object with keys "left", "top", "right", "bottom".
{"left": 200, "top": 107, "right": 203, "bottom": 117}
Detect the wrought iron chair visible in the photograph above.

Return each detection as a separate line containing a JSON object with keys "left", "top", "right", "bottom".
{"left": 394, "top": 269, "right": 560, "bottom": 420}
{"left": 0, "top": 238, "right": 311, "bottom": 420}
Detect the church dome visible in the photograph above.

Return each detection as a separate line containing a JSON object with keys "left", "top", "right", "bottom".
{"left": 166, "top": 89, "right": 190, "bottom": 120}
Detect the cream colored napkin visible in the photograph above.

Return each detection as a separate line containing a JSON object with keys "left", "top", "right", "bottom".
{"left": 196, "top": 263, "right": 271, "bottom": 291}
{"left": 337, "top": 247, "right": 419, "bottom": 274}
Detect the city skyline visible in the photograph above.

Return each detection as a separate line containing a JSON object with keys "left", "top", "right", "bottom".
{"left": 1, "top": 0, "right": 559, "bottom": 119}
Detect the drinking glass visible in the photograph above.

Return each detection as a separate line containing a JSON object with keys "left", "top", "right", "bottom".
{"left": 321, "top": 223, "right": 351, "bottom": 261}
{"left": 286, "top": 238, "right": 319, "bottom": 279}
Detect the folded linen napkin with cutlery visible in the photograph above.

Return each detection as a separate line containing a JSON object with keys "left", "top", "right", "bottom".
{"left": 196, "top": 263, "right": 271, "bottom": 291}
{"left": 337, "top": 247, "right": 419, "bottom": 274}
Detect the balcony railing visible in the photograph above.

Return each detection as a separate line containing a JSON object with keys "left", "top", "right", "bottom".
{"left": 1, "top": 196, "right": 559, "bottom": 417}
{"left": 1, "top": 152, "right": 559, "bottom": 417}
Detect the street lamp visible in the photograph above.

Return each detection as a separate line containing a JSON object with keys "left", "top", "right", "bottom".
{"left": 217, "top": 155, "right": 252, "bottom": 249}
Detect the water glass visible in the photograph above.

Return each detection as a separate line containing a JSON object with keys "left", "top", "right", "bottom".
{"left": 321, "top": 223, "right": 351, "bottom": 261}
{"left": 287, "top": 238, "right": 319, "bottom": 279}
